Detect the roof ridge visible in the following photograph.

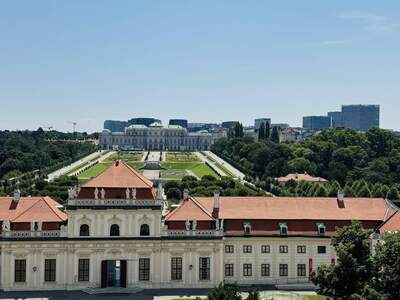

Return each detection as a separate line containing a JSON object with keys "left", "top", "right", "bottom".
{"left": 43, "top": 196, "right": 67, "bottom": 221}
{"left": 190, "top": 196, "right": 214, "bottom": 219}
{"left": 120, "top": 160, "right": 152, "bottom": 187}
{"left": 377, "top": 210, "right": 399, "bottom": 231}
{"left": 11, "top": 198, "right": 41, "bottom": 221}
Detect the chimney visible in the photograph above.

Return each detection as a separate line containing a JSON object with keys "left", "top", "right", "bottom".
{"left": 337, "top": 191, "right": 345, "bottom": 208}
{"left": 13, "top": 189, "right": 21, "bottom": 203}
{"left": 183, "top": 189, "right": 189, "bottom": 201}
{"left": 212, "top": 191, "right": 220, "bottom": 218}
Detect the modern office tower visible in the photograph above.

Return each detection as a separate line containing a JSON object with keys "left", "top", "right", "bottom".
{"left": 327, "top": 111, "right": 343, "bottom": 128}
{"left": 254, "top": 118, "right": 272, "bottom": 130}
{"left": 169, "top": 119, "right": 188, "bottom": 128}
{"left": 221, "top": 121, "right": 240, "bottom": 129}
{"left": 341, "top": 105, "right": 380, "bottom": 131}
{"left": 271, "top": 123, "right": 290, "bottom": 129}
{"left": 104, "top": 120, "right": 129, "bottom": 132}
{"left": 303, "top": 116, "right": 331, "bottom": 131}
{"left": 128, "top": 118, "right": 162, "bottom": 127}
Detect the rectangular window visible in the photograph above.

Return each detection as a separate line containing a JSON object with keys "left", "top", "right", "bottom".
{"left": 171, "top": 257, "right": 182, "bottom": 281}
{"left": 139, "top": 258, "right": 150, "bottom": 281}
{"left": 318, "top": 246, "right": 327, "bottom": 254}
{"left": 14, "top": 259, "right": 26, "bottom": 283}
{"left": 243, "top": 264, "right": 252, "bottom": 277}
{"left": 297, "top": 245, "right": 306, "bottom": 254}
{"left": 297, "top": 264, "right": 306, "bottom": 277}
{"left": 279, "top": 245, "right": 288, "bottom": 253}
{"left": 44, "top": 259, "right": 56, "bottom": 282}
{"left": 78, "top": 259, "right": 90, "bottom": 282}
{"left": 279, "top": 264, "right": 288, "bottom": 277}
{"left": 261, "top": 264, "right": 270, "bottom": 277}
{"left": 225, "top": 245, "right": 234, "bottom": 253}
{"left": 243, "top": 245, "right": 252, "bottom": 253}
{"left": 199, "top": 257, "right": 210, "bottom": 280}
{"left": 225, "top": 263, "right": 234, "bottom": 277}
{"left": 261, "top": 245, "right": 270, "bottom": 253}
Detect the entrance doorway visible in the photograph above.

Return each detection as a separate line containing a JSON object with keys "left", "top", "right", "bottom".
{"left": 101, "top": 260, "right": 127, "bottom": 288}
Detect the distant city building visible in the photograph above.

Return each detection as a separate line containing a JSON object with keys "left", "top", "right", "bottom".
{"left": 271, "top": 123, "right": 290, "bottom": 129}
{"left": 327, "top": 111, "right": 343, "bottom": 128}
{"left": 279, "top": 127, "right": 304, "bottom": 142}
{"left": 100, "top": 123, "right": 214, "bottom": 151}
{"left": 128, "top": 118, "right": 161, "bottom": 127}
{"left": 169, "top": 119, "right": 188, "bottom": 128}
{"left": 104, "top": 120, "right": 129, "bottom": 132}
{"left": 221, "top": 121, "right": 239, "bottom": 129}
{"left": 302, "top": 116, "right": 331, "bottom": 131}
{"left": 341, "top": 104, "right": 379, "bottom": 131}
{"left": 276, "top": 172, "right": 329, "bottom": 184}
{"left": 254, "top": 118, "right": 271, "bottom": 130}
{"left": 187, "top": 123, "right": 219, "bottom": 132}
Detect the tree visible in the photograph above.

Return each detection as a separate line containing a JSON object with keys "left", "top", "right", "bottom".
{"left": 258, "top": 123, "right": 265, "bottom": 140}
{"left": 270, "top": 126, "right": 280, "bottom": 143}
{"left": 373, "top": 232, "right": 400, "bottom": 299}
{"left": 265, "top": 122, "right": 270, "bottom": 139}
{"left": 386, "top": 186, "right": 400, "bottom": 200}
{"left": 312, "top": 221, "right": 375, "bottom": 298}
{"left": 208, "top": 283, "right": 242, "bottom": 300}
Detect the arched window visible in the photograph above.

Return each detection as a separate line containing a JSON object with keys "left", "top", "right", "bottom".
{"left": 140, "top": 224, "right": 150, "bottom": 236}
{"left": 80, "top": 224, "right": 90, "bottom": 236}
{"left": 110, "top": 224, "right": 120, "bottom": 236}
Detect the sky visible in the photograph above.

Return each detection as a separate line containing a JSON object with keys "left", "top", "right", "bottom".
{"left": 0, "top": 1, "right": 399, "bottom": 133}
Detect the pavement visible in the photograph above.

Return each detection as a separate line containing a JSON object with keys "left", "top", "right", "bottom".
{"left": 47, "top": 150, "right": 108, "bottom": 181}
{"left": 203, "top": 151, "right": 246, "bottom": 180}
{"left": 142, "top": 151, "right": 162, "bottom": 180}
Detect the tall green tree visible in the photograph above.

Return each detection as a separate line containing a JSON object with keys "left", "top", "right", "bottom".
{"left": 265, "top": 122, "right": 270, "bottom": 139}
{"left": 258, "top": 123, "right": 265, "bottom": 140}
{"left": 270, "top": 126, "right": 280, "bottom": 143}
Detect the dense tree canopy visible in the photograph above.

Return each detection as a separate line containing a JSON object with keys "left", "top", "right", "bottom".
{"left": 212, "top": 128, "right": 400, "bottom": 201}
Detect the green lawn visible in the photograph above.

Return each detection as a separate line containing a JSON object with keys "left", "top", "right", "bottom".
{"left": 166, "top": 152, "right": 200, "bottom": 162}
{"left": 161, "top": 162, "right": 217, "bottom": 179}
{"left": 127, "top": 161, "right": 145, "bottom": 170}
{"left": 77, "top": 162, "right": 112, "bottom": 182}
{"left": 104, "top": 151, "right": 143, "bottom": 162}
{"left": 201, "top": 152, "right": 234, "bottom": 177}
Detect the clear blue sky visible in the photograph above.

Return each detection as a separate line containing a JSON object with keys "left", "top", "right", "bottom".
{"left": 0, "top": 1, "right": 399, "bottom": 132}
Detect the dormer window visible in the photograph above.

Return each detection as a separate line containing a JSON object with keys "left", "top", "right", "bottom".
{"left": 243, "top": 222, "right": 251, "bottom": 235}
{"left": 317, "top": 223, "right": 326, "bottom": 236}
{"left": 279, "top": 223, "right": 288, "bottom": 236}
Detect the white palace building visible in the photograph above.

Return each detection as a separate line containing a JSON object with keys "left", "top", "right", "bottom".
{"left": 0, "top": 160, "right": 399, "bottom": 291}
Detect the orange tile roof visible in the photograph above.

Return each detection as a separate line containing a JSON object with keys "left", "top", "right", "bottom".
{"left": 378, "top": 210, "right": 400, "bottom": 234}
{"left": 81, "top": 160, "right": 153, "bottom": 188}
{"left": 165, "top": 197, "right": 214, "bottom": 221}
{"left": 166, "top": 196, "right": 392, "bottom": 222}
{"left": 276, "top": 173, "right": 328, "bottom": 183}
{"left": 0, "top": 196, "right": 67, "bottom": 223}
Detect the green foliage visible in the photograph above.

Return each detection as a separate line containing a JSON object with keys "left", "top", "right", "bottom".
{"left": 270, "top": 126, "right": 280, "bottom": 143}
{"left": 245, "top": 290, "right": 260, "bottom": 300}
{"left": 207, "top": 283, "right": 242, "bottom": 300}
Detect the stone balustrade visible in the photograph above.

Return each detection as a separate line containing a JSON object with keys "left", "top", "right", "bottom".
{"left": 67, "top": 198, "right": 164, "bottom": 206}
{"left": 2, "top": 230, "right": 64, "bottom": 238}
{"left": 167, "top": 230, "right": 223, "bottom": 237}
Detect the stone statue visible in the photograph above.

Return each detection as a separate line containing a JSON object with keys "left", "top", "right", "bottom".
{"left": 193, "top": 220, "right": 197, "bottom": 231}
{"left": 215, "top": 219, "right": 220, "bottom": 230}
{"left": 2, "top": 220, "right": 10, "bottom": 232}
{"left": 126, "top": 188, "right": 130, "bottom": 199}
{"left": 185, "top": 220, "right": 190, "bottom": 231}
{"left": 94, "top": 187, "right": 99, "bottom": 199}
{"left": 100, "top": 188, "right": 106, "bottom": 199}
{"left": 131, "top": 188, "right": 136, "bottom": 199}
{"left": 68, "top": 187, "right": 75, "bottom": 200}
{"left": 220, "top": 219, "right": 224, "bottom": 230}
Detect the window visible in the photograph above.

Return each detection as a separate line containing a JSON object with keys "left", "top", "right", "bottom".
{"left": 225, "top": 245, "right": 234, "bottom": 253}
{"left": 225, "top": 264, "right": 234, "bottom": 277}
{"left": 171, "top": 257, "right": 182, "bottom": 280}
{"left": 297, "top": 245, "right": 306, "bottom": 254}
{"left": 44, "top": 259, "right": 56, "bottom": 282}
{"left": 243, "top": 264, "right": 252, "bottom": 277}
{"left": 243, "top": 245, "right": 252, "bottom": 253}
{"left": 79, "top": 224, "right": 89, "bottom": 236}
{"left": 317, "top": 223, "right": 326, "bottom": 236}
{"left": 279, "top": 264, "right": 288, "bottom": 277}
{"left": 110, "top": 224, "right": 120, "bottom": 236}
{"left": 243, "top": 222, "right": 251, "bottom": 235}
{"left": 279, "top": 223, "right": 288, "bottom": 236}
{"left": 261, "top": 264, "right": 270, "bottom": 277}
{"left": 140, "top": 224, "right": 150, "bottom": 236}
{"left": 279, "top": 245, "right": 288, "bottom": 253}
{"left": 318, "top": 246, "right": 327, "bottom": 254}
{"left": 199, "top": 257, "right": 210, "bottom": 280}
{"left": 297, "top": 264, "right": 306, "bottom": 277}
{"left": 78, "top": 259, "right": 90, "bottom": 281}
{"left": 139, "top": 258, "right": 150, "bottom": 281}
{"left": 14, "top": 259, "right": 26, "bottom": 283}
{"left": 261, "top": 245, "right": 270, "bottom": 253}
